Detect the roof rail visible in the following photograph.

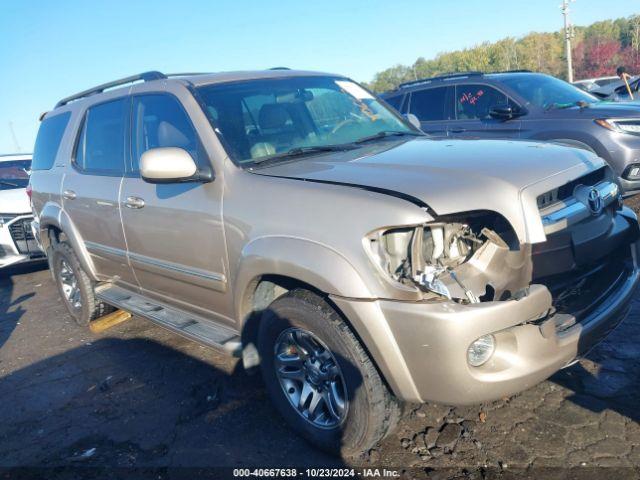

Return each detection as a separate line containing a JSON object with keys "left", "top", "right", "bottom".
{"left": 55, "top": 71, "right": 167, "bottom": 108}
{"left": 269, "top": 67, "right": 291, "bottom": 70}
{"left": 165, "top": 72, "right": 212, "bottom": 78}
{"left": 398, "top": 71, "right": 484, "bottom": 89}
{"left": 491, "top": 69, "right": 532, "bottom": 74}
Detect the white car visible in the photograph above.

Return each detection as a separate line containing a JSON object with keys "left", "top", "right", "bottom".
{"left": 0, "top": 154, "right": 44, "bottom": 268}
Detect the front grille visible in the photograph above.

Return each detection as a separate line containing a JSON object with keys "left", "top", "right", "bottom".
{"left": 540, "top": 249, "right": 631, "bottom": 323}
{"left": 8, "top": 217, "right": 41, "bottom": 256}
{"left": 537, "top": 167, "right": 607, "bottom": 209}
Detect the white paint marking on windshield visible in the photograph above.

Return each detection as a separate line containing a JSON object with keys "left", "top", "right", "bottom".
{"left": 335, "top": 80, "right": 374, "bottom": 100}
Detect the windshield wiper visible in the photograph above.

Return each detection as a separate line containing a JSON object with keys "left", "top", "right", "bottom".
{"left": 0, "top": 180, "right": 19, "bottom": 188}
{"left": 252, "top": 144, "right": 356, "bottom": 165}
{"left": 545, "top": 100, "right": 591, "bottom": 111}
{"left": 354, "top": 130, "right": 424, "bottom": 144}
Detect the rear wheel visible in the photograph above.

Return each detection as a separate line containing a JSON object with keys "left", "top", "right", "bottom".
{"left": 51, "top": 241, "right": 113, "bottom": 326}
{"left": 258, "top": 289, "right": 400, "bottom": 457}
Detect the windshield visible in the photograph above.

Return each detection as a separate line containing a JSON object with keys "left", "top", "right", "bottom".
{"left": 0, "top": 160, "right": 30, "bottom": 190}
{"left": 500, "top": 74, "right": 598, "bottom": 109}
{"left": 196, "top": 76, "right": 416, "bottom": 165}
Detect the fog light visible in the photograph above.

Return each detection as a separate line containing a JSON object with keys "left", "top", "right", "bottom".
{"left": 624, "top": 164, "right": 640, "bottom": 180}
{"left": 467, "top": 335, "right": 495, "bottom": 367}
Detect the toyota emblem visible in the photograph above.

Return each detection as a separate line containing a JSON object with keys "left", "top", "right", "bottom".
{"left": 587, "top": 188, "right": 603, "bottom": 215}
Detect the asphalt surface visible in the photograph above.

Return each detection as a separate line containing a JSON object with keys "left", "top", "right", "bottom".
{"left": 1, "top": 213, "right": 640, "bottom": 478}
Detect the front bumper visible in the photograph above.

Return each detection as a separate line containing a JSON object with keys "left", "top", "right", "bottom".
{"left": 0, "top": 214, "right": 44, "bottom": 269}
{"left": 333, "top": 242, "right": 639, "bottom": 405}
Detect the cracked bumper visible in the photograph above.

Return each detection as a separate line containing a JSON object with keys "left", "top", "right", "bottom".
{"left": 333, "top": 243, "right": 640, "bottom": 405}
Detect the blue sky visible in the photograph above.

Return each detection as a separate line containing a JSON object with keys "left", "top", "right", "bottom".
{"left": 0, "top": 0, "right": 635, "bottom": 153}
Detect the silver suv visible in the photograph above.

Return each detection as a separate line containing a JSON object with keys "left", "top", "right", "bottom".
{"left": 30, "top": 69, "right": 640, "bottom": 456}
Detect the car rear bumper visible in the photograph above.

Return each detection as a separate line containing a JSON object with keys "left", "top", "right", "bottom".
{"left": 332, "top": 242, "right": 639, "bottom": 405}
{"left": 0, "top": 214, "right": 45, "bottom": 268}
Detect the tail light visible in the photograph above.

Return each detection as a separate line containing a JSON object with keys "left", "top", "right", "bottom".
{"left": 26, "top": 184, "right": 32, "bottom": 200}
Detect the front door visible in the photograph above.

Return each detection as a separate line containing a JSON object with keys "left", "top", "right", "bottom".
{"left": 450, "top": 84, "right": 521, "bottom": 139}
{"left": 119, "top": 93, "right": 232, "bottom": 324}
{"left": 61, "top": 96, "right": 137, "bottom": 287}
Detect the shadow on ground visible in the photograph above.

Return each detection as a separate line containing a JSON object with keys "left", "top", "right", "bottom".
{"left": 0, "top": 329, "right": 349, "bottom": 470}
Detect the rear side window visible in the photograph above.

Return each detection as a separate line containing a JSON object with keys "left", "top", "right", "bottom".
{"left": 384, "top": 94, "right": 405, "bottom": 112}
{"left": 131, "top": 94, "right": 199, "bottom": 172}
{"left": 409, "top": 87, "right": 450, "bottom": 121}
{"left": 32, "top": 112, "right": 71, "bottom": 170}
{"left": 75, "top": 99, "right": 127, "bottom": 175}
{"left": 455, "top": 84, "right": 514, "bottom": 120}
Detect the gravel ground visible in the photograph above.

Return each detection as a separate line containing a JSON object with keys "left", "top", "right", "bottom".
{"left": 1, "top": 205, "right": 640, "bottom": 478}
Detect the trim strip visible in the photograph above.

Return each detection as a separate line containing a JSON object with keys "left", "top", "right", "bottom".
{"left": 127, "top": 251, "right": 226, "bottom": 283}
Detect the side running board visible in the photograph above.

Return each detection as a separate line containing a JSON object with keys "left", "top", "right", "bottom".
{"left": 95, "top": 284, "right": 242, "bottom": 357}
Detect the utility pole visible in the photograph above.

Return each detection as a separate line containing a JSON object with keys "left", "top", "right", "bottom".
{"left": 561, "top": 0, "right": 575, "bottom": 82}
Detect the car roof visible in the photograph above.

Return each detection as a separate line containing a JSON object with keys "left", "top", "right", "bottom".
{"left": 182, "top": 69, "right": 343, "bottom": 87}
{"left": 383, "top": 71, "right": 543, "bottom": 96}
{"left": 0, "top": 153, "right": 31, "bottom": 162}
{"left": 51, "top": 69, "right": 344, "bottom": 111}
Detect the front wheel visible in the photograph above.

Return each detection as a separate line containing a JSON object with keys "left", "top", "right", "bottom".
{"left": 258, "top": 290, "right": 400, "bottom": 457}
{"left": 51, "top": 241, "right": 113, "bottom": 326}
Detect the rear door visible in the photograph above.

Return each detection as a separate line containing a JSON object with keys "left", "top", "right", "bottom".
{"left": 61, "top": 97, "right": 136, "bottom": 286}
{"left": 407, "top": 86, "right": 452, "bottom": 137}
{"left": 451, "top": 83, "right": 521, "bottom": 139}
{"left": 119, "top": 92, "right": 232, "bottom": 324}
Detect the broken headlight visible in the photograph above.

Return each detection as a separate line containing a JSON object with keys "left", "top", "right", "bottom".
{"left": 365, "top": 215, "right": 531, "bottom": 303}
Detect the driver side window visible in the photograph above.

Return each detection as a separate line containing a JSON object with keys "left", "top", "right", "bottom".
{"left": 455, "top": 84, "right": 516, "bottom": 120}
{"left": 130, "top": 94, "right": 199, "bottom": 173}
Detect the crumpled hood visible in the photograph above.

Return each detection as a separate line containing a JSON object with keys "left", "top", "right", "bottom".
{"left": 0, "top": 187, "right": 31, "bottom": 214}
{"left": 253, "top": 138, "right": 605, "bottom": 243}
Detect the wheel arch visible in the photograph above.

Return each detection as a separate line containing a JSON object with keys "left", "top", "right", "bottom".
{"left": 38, "top": 202, "right": 98, "bottom": 280}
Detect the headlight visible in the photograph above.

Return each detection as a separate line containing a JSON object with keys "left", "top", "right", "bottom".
{"left": 595, "top": 118, "right": 640, "bottom": 136}
{"left": 467, "top": 334, "right": 495, "bottom": 367}
{"left": 365, "top": 221, "right": 484, "bottom": 300}
{"left": 364, "top": 213, "right": 526, "bottom": 304}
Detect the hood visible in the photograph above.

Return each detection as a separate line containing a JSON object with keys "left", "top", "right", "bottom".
{"left": 0, "top": 187, "right": 31, "bottom": 214}
{"left": 547, "top": 101, "right": 640, "bottom": 118}
{"left": 253, "top": 138, "right": 605, "bottom": 243}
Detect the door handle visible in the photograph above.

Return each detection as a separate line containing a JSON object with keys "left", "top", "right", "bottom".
{"left": 62, "top": 189, "right": 77, "bottom": 200}
{"left": 125, "top": 196, "right": 145, "bottom": 209}
{"left": 449, "top": 128, "right": 466, "bottom": 133}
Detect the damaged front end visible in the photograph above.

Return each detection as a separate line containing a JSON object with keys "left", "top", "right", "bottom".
{"left": 365, "top": 212, "right": 534, "bottom": 304}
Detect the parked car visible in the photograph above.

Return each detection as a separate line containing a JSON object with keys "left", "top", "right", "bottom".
{"left": 30, "top": 69, "right": 639, "bottom": 456}
{"left": 590, "top": 75, "right": 640, "bottom": 102}
{"left": 573, "top": 76, "right": 619, "bottom": 92}
{"left": 0, "top": 153, "right": 43, "bottom": 269}
{"left": 381, "top": 71, "right": 640, "bottom": 194}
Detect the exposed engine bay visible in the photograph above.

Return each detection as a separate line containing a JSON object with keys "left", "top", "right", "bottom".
{"left": 367, "top": 213, "right": 533, "bottom": 304}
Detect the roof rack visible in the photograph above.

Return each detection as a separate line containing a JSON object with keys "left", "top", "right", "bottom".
{"left": 165, "top": 72, "right": 212, "bottom": 78}
{"left": 397, "top": 69, "right": 534, "bottom": 90}
{"left": 55, "top": 71, "right": 167, "bottom": 108}
{"left": 398, "top": 71, "right": 484, "bottom": 89}
{"left": 491, "top": 69, "right": 532, "bottom": 74}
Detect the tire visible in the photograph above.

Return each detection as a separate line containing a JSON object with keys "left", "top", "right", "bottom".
{"left": 258, "top": 289, "right": 400, "bottom": 458}
{"left": 51, "top": 241, "right": 113, "bottom": 326}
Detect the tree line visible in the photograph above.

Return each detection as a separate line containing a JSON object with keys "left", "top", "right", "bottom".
{"left": 365, "top": 14, "right": 640, "bottom": 92}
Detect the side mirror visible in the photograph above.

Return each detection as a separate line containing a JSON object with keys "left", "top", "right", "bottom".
{"left": 404, "top": 113, "right": 422, "bottom": 130}
{"left": 489, "top": 105, "right": 518, "bottom": 120}
{"left": 140, "top": 147, "right": 208, "bottom": 184}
